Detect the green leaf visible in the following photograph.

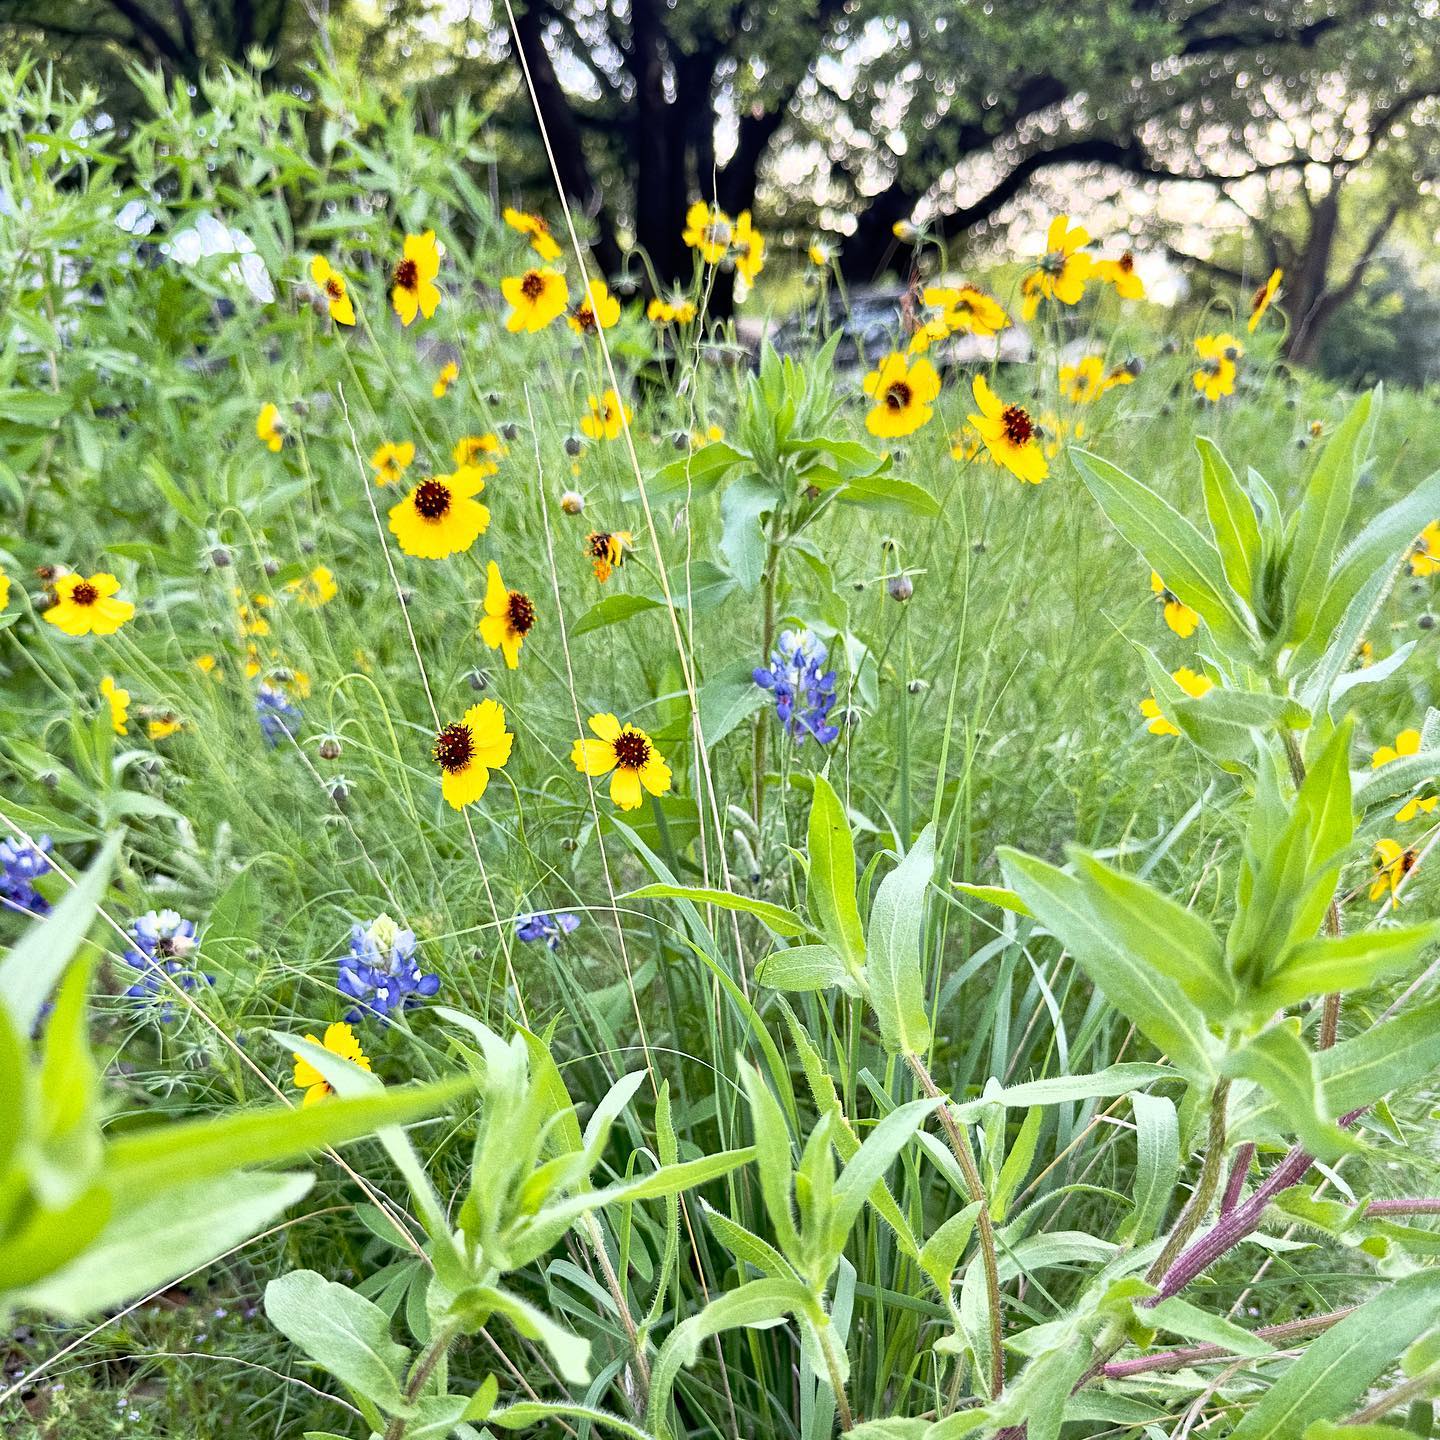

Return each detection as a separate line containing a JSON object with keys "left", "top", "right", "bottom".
{"left": 829, "top": 1097, "right": 937, "bottom": 1253}
{"left": 866, "top": 823, "right": 936, "bottom": 1056}
{"left": 719, "top": 473, "right": 779, "bottom": 588}
{"left": 1230, "top": 1270, "right": 1440, "bottom": 1439}
{"left": 650, "top": 440, "right": 746, "bottom": 499}
{"left": 264, "top": 1268, "right": 412, "bottom": 1415}
{"left": 450, "top": 1283, "right": 591, "bottom": 1384}
{"left": 738, "top": 1063, "right": 801, "bottom": 1259}
{"left": 1071, "top": 448, "right": 1252, "bottom": 649}
{"left": 1254, "top": 924, "right": 1439, "bottom": 1015}
{"left": 571, "top": 592, "right": 662, "bottom": 637}
{"left": 806, "top": 775, "right": 866, "bottom": 978}
{"left": 696, "top": 662, "right": 769, "bottom": 748}
{"left": 952, "top": 882, "right": 1032, "bottom": 917}
{"left": 1147, "top": 1296, "right": 1272, "bottom": 1357}
{"left": 831, "top": 470, "right": 940, "bottom": 516}
{"left": 999, "top": 848, "right": 1221, "bottom": 1081}
{"left": 1196, "top": 435, "right": 1261, "bottom": 602}
{"left": 1222, "top": 1023, "right": 1357, "bottom": 1162}
{"left": 948, "top": 1063, "right": 1178, "bottom": 1121}
{"left": 756, "top": 944, "right": 857, "bottom": 994}
{"left": 490, "top": 1403, "right": 652, "bottom": 1439}
{"left": 918, "top": 1202, "right": 981, "bottom": 1292}
{"left": 1127, "top": 1091, "right": 1179, "bottom": 1242}
{"left": 625, "top": 884, "right": 811, "bottom": 938}
{"left": 0, "top": 833, "right": 118, "bottom": 1035}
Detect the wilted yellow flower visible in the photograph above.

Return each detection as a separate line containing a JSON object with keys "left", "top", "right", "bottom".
{"left": 433, "top": 361, "right": 459, "bottom": 399}
{"left": 1371, "top": 838, "right": 1416, "bottom": 908}
{"left": 809, "top": 239, "right": 836, "bottom": 267}
{"left": 1248, "top": 268, "right": 1283, "bottom": 332}
{"left": 503, "top": 206, "right": 562, "bottom": 261}
{"left": 100, "top": 675, "right": 130, "bottom": 735}
{"left": 147, "top": 714, "right": 182, "bottom": 741}
{"left": 586, "top": 530, "right": 633, "bottom": 583}
{"left": 1094, "top": 250, "right": 1145, "bottom": 300}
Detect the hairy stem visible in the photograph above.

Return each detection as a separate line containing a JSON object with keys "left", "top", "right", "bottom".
{"left": 752, "top": 507, "right": 786, "bottom": 828}
{"left": 383, "top": 1322, "right": 458, "bottom": 1440}
{"left": 1100, "top": 1306, "right": 1358, "bottom": 1379}
{"left": 584, "top": 1211, "right": 651, "bottom": 1407}
{"left": 816, "top": 1318, "right": 855, "bottom": 1432}
{"left": 1146, "top": 1079, "right": 1231, "bottom": 1285}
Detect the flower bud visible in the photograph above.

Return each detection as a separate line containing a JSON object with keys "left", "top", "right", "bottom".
{"left": 888, "top": 573, "right": 914, "bottom": 602}
{"left": 561, "top": 489, "right": 585, "bottom": 515}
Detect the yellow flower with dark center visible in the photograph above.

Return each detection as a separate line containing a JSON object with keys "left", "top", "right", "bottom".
{"left": 1151, "top": 571, "right": 1199, "bottom": 638}
{"left": 234, "top": 588, "right": 272, "bottom": 637}
{"left": 100, "top": 675, "right": 130, "bottom": 735}
{"left": 388, "top": 467, "right": 490, "bottom": 559}
{"left": 733, "top": 211, "right": 765, "bottom": 284}
{"left": 293, "top": 1021, "right": 371, "bottom": 1107}
{"left": 503, "top": 206, "right": 562, "bottom": 261}
{"left": 391, "top": 230, "right": 442, "bottom": 326}
{"left": 568, "top": 279, "right": 621, "bottom": 334}
{"left": 1021, "top": 214, "right": 1092, "bottom": 320}
{"left": 1193, "top": 334, "right": 1242, "bottom": 402}
{"left": 682, "top": 201, "right": 732, "bottom": 265}
{"left": 1140, "top": 666, "right": 1213, "bottom": 736}
{"left": 1371, "top": 838, "right": 1417, "bottom": 907}
{"left": 286, "top": 565, "right": 337, "bottom": 607}
{"left": 968, "top": 375, "right": 1047, "bottom": 484}
{"left": 571, "top": 712, "right": 672, "bottom": 811}
{"left": 147, "top": 714, "right": 182, "bottom": 741}
{"left": 582, "top": 389, "right": 632, "bottom": 441}
{"left": 648, "top": 296, "right": 697, "bottom": 325}
{"left": 370, "top": 441, "right": 416, "bottom": 486}
{"left": 586, "top": 530, "right": 633, "bottom": 583}
{"left": 862, "top": 352, "right": 940, "bottom": 438}
{"left": 922, "top": 284, "right": 1009, "bottom": 337}
{"left": 502, "top": 266, "right": 568, "bottom": 332}
{"left": 44, "top": 572, "right": 135, "bottom": 636}
{"left": 453, "top": 433, "right": 506, "bottom": 472}
{"left": 1410, "top": 521, "right": 1440, "bottom": 577}
{"left": 1248, "top": 268, "right": 1283, "bottom": 332}
{"left": 309, "top": 255, "right": 356, "bottom": 326}
{"left": 1060, "top": 355, "right": 1108, "bottom": 404}
{"left": 432, "top": 699, "right": 513, "bottom": 809}
{"left": 1094, "top": 250, "right": 1145, "bottom": 300}
{"left": 479, "top": 561, "right": 536, "bottom": 669}
{"left": 433, "top": 361, "right": 459, "bottom": 398}
{"left": 257, "top": 403, "right": 284, "bottom": 452}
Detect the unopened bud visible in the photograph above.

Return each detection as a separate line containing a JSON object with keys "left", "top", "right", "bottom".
{"left": 888, "top": 573, "right": 914, "bottom": 602}
{"left": 561, "top": 490, "right": 585, "bottom": 515}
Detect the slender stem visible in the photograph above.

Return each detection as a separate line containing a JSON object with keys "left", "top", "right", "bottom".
{"left": 752, "top": 506, "right": 786, "bottom": 828}
{"left": 1220, "top": 1142, "right": 1254, "bottom": 1216}
{"left": 906, "top": 1052, "right": 1005, "bottom": 1400}
{"left": 1100, "top": 1306, "right": 1358, "bottom": 1379}
{"left": 383, "top": 1323, "right": 458, "bottom": 1440}
{"left": 584, "top": 1211, "right": 651, "bottom": 1406}
{"left": 816, "top": 1319, "right": 854, "bottom": 1432}
{"left": 1146, "top": 1080, "right": 1231, "bottom": 1285}
{"left": 1363, "top": 1197, "right": 1440, "bottom": 1216}
{"left": 1345, "top": 1362, "right": 1440, "bottom": 1425}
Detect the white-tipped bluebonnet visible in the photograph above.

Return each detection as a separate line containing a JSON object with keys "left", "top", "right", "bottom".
{"left": 753, "top": 629, "right": 839, "bottom": 744}
{"left": 515, "top": 910, "right": 581, "bottom": 950}
{"left": 256, "top": 683, "right": 301, "bottom": 745}
{"left": 123, "top": 909, "right": 212, "bottom": 1021}
{"left": 338, "top": 914, "right": 439, "bottom": 1024}
{"left": 0, "top": 835, "right": 53, "bottom": 917}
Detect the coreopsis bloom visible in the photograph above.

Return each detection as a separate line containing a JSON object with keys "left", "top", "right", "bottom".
{"left": 1372, "top": 728, "right": 1438, "bottom": 822}
{"left": 256, "top": 403, "right": 284, "bottom": 452}
{"left": 586, "top": 530, "right": 633, "bottom": 583}
{"left": 391, "top": 230, "right": 442, "bottom": 326}
{"left": 309, "top": 255, "right": 356, "bottom": 326}
{"left": 293, "top": 1021, "right": 372, "bottom": 1106}
{"left": 968, "top": 375, "right": 1047, "bottom": 484}
{"left": 582, "top": 389, "right": 631, "bottom": 441}
{"left": 478, "top": 560, "right": 536, "bottom": 669}
{"left": 906, "top": 316, "right": 951, "bottom": 355}
{"left": 371, "top": 441, "right": 415, "bottom": 486}
{"left": 255, "top": 683, "right": 301, "bottom": 745}
{"left": 1410, "top": 521, "right": 1440, "bottom": 577}
{"left": 1151, "top": 571, "right": 1199, "bottom": 638}
{"left": 1021, "top": 215, "right": 1093, "bottom": 320}
{"left": 648, "top": 295, "right": 697, "bottom": 325}
{"left": 338, "top": 914, "right": 439, "bottom": 1024}
{"left": 571, "top": 713, "right": 672, "bottom": 811}
{"left": 862, "top": 352, "right": 940, "bottom": 438}
{"left": 195, "top": 653, "right": 218, "bottom": 676}
{"left": 122, "top": 909, "right": 211, "bottom": 1020}
{"left": 733, "top": 211, "right": 765, "bottom": 284}
{"left": 0, "top": 835, "right": 52, "bottom": 917}
{"left": 1248, "top": 268, "right": 1283, "bottom": 332}
{"left": 1059, "top": 355, "right": 1108, "bottom": 404}
{"left": 682, "top": 201, "right": 732, "bottom": 265}
{"left": 388, "top": 467, "right": 490, "bottom": 559}
{"left": 286, "top": 565, "right": 337, "bottom": 607}
{"left": 1140, "top": 666, "right": 1213, "bottom": 736}
{"left": 147, "top": 714, "right": 182, "bottom": 741}
{"left": 503, "top": 206, "right": 562, "bottom": 261}
{"left": 753, "top": 630, "right": 839, "bottom": 744}
{"left": 1371, "top": 838, "right": 1417, "bottom": 908}
{"left": 516, "top": 910, "right": 580, "bottom": 949}
{"left": 568, "top": 279, "right": 621, "bottom": 334}
{"left": 431, "top": 699, "right": 513, "bottom": 809}
{"left": 433, "top": 361, "right": 459, "bottom": 398}
{"left": 453, "top": 433, "right": 506, "bottom": 472}
{"left": 809, "top": 239, "right": 836, "bottom": 267}
{"left": 923, "top": 284, "right": 1009, "bottom": 337}
{"left": 44, "top": 572, "right": 135, "bottom": 636}
{"left": 1094, "top": 251, "right": 1145, "bottom": 300}
{"left": 100, "top": 675, "right": 130, "bottom": 735}
{"left": 503, "top": 266, "right": 568, "bottom": 332}
{"left": 1194, "top": 334, "right": 1242, "bottom": 402}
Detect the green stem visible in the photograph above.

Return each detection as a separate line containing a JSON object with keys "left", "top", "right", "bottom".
{"left": 1145, "top": 1078, "right": 1231, "bottom": 1285}
{"left": 382, "top": 1322, "right": 458, "bottom": 1440}
{"left": 752, "top": 506, "right": 786, "bottom": 827}
{"left": 816, "top": 1318, "right": 854, "bottom": 1432}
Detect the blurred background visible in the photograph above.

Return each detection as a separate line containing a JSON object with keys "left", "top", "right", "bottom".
{"left": 1, "top": 0, "right": 1437, "bottom": 387}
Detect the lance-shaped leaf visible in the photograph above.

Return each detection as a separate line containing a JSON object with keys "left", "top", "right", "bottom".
{"left": 866, "top": 823, "right": 936, "bottom": 1056}
{"left": 1251, "top": 923, "right": 1439, "bottom": 1016}
{"left": 1222, "top": 1023, "right": 1359, "bottom": 1162}
{"left": 806, "top": 774, "right": 866, "bottom": 979}
{"left": 1196, "top": 435, "right": 1261, "bottom": 603}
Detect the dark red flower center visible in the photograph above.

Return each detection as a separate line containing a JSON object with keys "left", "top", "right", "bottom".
{"left": 414, "top": 479, "right": 452, "bottom": 519}
{"left": 325, "top": 277, "right": 343, "bottom": 299}
{"left": 573, "top": 305, "right": 596, "bottom": 331}
{"left": 612, "top": 730, "right": 650, "bottom": 769}
{"left": 1118, "top": 251, "right": 1135, "bottom": 272}
{"left": 1251, "top": 282, "right": 1268, "bottom": 311}
{"left": 432, "top": 722, "right": 474, "bottom": 773}
{"left": 72, "top": 581, "right": 99, "bottom": 606}
{"left": 884, "top": 381, "right": 913, "bottom": 411}
{"left": 393, "top": 257, "right": 419, "bottom": 292}
{"left": 507, "top": 591, "right": 536, "bottom": 635}
{"left": 521, "top": 271, "right": 545, "bottom": 300}
{"left": 588, "top": 532, "right": 613, "bottom": 559}
{"left": 1001, "top": 404, "right": 1034, "bottom": 445}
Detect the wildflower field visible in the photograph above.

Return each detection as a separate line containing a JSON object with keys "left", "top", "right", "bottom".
{"left": 6, "top": 29, "right": 1440, "bottom": 1440}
